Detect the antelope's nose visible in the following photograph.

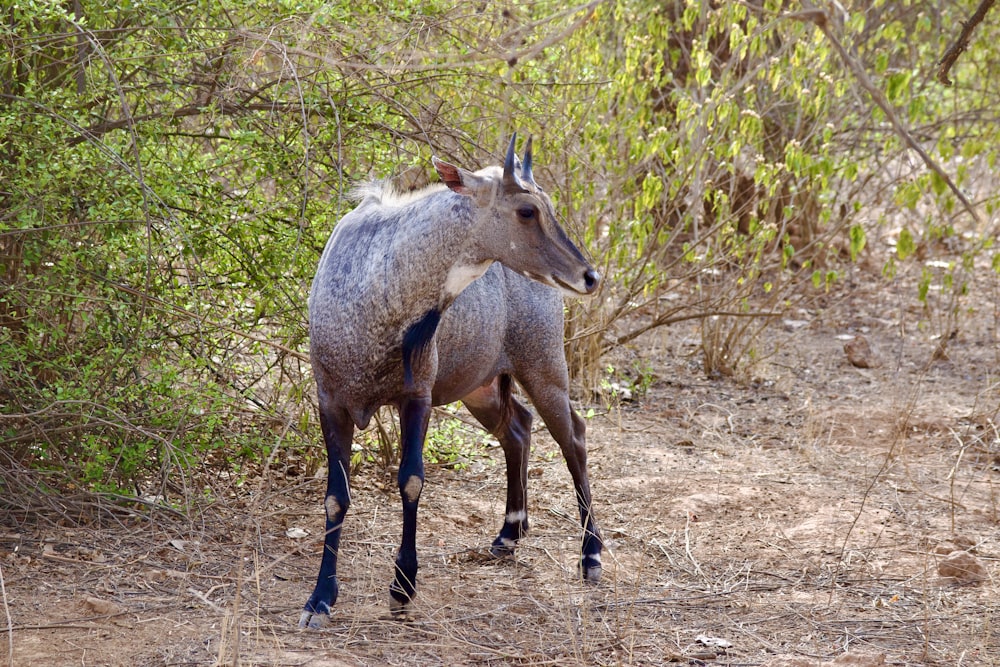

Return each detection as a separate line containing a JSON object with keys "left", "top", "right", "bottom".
{"left": 583, "top": 268, "right": 601, "bottom": 294}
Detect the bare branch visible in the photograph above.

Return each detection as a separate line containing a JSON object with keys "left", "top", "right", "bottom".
{"left": 63, "top": 100, "right": 303, "bottom": 147}
{"left": 937, "top": 0, "right": 996, "bottom": 86}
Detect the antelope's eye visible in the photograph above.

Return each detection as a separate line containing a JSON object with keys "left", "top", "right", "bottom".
{"left": 517, "top": 205, "right": 538, "bottom": 221}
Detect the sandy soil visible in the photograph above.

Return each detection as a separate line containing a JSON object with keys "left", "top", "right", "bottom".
{"left": 2, "top": 268, "right": 998, "bottom": 666}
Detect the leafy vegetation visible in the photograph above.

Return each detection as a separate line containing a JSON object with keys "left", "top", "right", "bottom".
{"left": 2, "top": 0, "right": 999, "bottom": 495}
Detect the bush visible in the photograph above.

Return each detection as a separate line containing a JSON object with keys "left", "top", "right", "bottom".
{"left": 3, "top": 0, "right": 999, "bottom": 494}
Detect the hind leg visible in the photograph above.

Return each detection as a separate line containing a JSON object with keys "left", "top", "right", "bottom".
{"left": 462, "top": 376, "right": 533, "bottom": 556}
{"left": 518, "top": 375, "right": 603, "bottom": 582}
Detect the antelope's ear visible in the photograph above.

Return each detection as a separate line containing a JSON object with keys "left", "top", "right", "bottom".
{"left": 433, "top": 157, "right": 481, "bottom": 195}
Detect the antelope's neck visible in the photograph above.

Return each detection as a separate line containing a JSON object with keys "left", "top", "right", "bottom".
{"left": 388, "top": 197, "right": 491, "bottom": 313}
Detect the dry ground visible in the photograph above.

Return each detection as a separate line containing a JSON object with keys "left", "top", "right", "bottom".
{"left": 2, "top": 269, "right": 999, "bottom": 666}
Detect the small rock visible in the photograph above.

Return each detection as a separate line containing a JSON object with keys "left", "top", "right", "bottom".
{"left": 442, "top": 513, "right": 473, "bottom": 527}
{"left": 938, "top": 550, "right": 987, "bottom": 583}
{"left": 83, "top": 596, "right": 123, "bottom": 616}
{"left": 934, "top": 534, "right": 977, "bottom": 555}
{"left": 951, "top": 534, "right": 976, "bottom": 552}
{"left": 608, "top": 382, "right": 633, "bottom": 401}
{"left": 168, "top": 539, "right": 198, "bottom": 552}
{"left": 843, "top": 335, "right": 879, "bottom": 368}
{"left": 695, "top": 634, "right": 733, "bottom": 649}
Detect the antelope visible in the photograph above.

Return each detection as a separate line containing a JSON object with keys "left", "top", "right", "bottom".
{"left": 300, "top": 135, "right": 602, "bottom": 627}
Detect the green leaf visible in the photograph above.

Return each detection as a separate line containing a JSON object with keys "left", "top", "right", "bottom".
{"left": 849, "top": 224, "right": 866, "bottom": 262}
{"left": 917, "top": 269, "right": 931, "bottom": 302}
{"left": 895, "top": 182, "right": 922, "bottom": 210}
{"left": 897, "top": 228, "right": 915, "bottom": 260}
{"left": 885, "top": 71, "right": 910, "bottom": 104}
{"left": 930, "top": 171, "right": 948, "bottom": 197}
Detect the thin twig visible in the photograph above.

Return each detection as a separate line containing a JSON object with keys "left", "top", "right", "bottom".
{"left": 0, "top": 562, "right": 11, "bottom": 667}
{"left": 90, "top": 274, "right": 309, "bottom": 362}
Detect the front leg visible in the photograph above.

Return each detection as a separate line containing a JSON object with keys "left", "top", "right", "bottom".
{"left": 390, "top": 396, "right": 431, "bottom": 616}
{"left": 301, "top": 399, "right": 354, "bottom": 628}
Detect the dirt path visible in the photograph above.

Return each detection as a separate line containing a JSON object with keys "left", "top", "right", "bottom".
{"left": 2, "top": 278, "right": 998, "bottom": 666}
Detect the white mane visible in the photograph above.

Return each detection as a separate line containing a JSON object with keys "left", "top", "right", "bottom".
{"left": 349, "top": 179, "right": 448, "bottom": 209}
{"left": 349, "top": 164, "right": 506, "bottom": 209}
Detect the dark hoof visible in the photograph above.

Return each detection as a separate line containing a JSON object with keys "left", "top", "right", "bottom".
{"left": 580, "top": 555, "right": 603, "bottom": 582}
{"left": 298, "top": 609, "right": 329, "bottom": 629}
{"left": 301, "top": 577, "right": 338, "bottom": 628}
{"left": 389, "top": 595, "right": 417, "bottom": 621}
{"left": 389, "top": 574, "right": 417, "bottom": 620}
{"left": 489, "top": 538, "right": 517, "bottom": 558}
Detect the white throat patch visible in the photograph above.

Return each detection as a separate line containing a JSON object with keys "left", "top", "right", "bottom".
{"left": 443, "top": 260, "right": 493, "bottom": 299}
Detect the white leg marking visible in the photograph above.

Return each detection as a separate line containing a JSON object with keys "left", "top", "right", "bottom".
{"left": 505, "top": 510, "right": 527, "bottom": 524}
{"left": 403, "top": 475, "right": 423, "bottom": 503}
{"left": 325, "top": 495, "right": 341, "bottom": 518}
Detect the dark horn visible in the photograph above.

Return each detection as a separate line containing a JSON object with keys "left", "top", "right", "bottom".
{"left": 502, "top": 133, "right": 518, "bottom": 188}
{"left": 522, "top": 135, "right": 535, "bottom": 185}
